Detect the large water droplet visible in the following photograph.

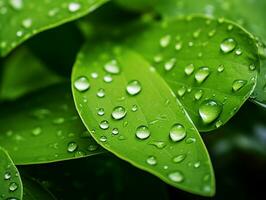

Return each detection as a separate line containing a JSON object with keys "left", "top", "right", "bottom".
{"left": 126, "top": 80, "right": 142, "bottom": 96}
{"left": 104, "top": 60, "right": 120, "bottom": 74}
{"left": 164, "top": 58, "right": 176, "bottom": 71}
{"left": 220, "top": 38, "right": 237, "bottom": 53}
{"left": 74, "top": 76, "right": 90, "bottom": 92}
{"left": 136, "top": 125, "right": 150, "bottom": 140}
{"left": 169, "top": 124, "right": 186, "bottom": 142}
{"left": 184, "top": 64, "right": 194, "bottom": 75}
{"left": 195, "top": 67, "right": 210, "bottom": 83}
{"left": 99, "top": 120, "right": 109, "bottom": 130}
{"left": 146, "top": 156, "right": 157, "bottom": 166}
{"left": 168, "top": 171, "right": 184, "bottom": 183}
{"left": 232, "top": 80, "right": 247, "bottom": 92}
{"left": 199, "top": 100, "right": 222, "bottom": 124}
{"left": 111, "top": 106, "right": 127, "bottom": 120}
{"left": 67, "top": 142, "right": 78, "bottom": 153}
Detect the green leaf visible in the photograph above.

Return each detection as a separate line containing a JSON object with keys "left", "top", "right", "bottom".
{"left": 126, "top": 16, "right": 259, "bottom": 131}
{"left": 114, "top": 0, "right": 158, "bottom": 12}
{"left": 154, "top": 0, "right": 266, "bottom": 107}
{"left": 0, "top": 83, "right": 105, "bottom": 165}
{"left": 0, "top": 0, "right": 108, "bottom": 56}
{"left": 0, "top": 147, "right": 23, "bottom": 199}
{"left": 72, "top": 42, "right": 215, "bottom": 196}
{"left": 23, "top": 177, "right": 56, "bottom": 200}
{"left": 0, "top": 46, "right": 62, "bottom": 100}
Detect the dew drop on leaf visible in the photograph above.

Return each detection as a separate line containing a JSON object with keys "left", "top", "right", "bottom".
{"left": 169, "top": 123, "right": 186, "bottom": 142}
{"left": 199, "top": 100, "right": 222, "bottom": 124}
{"left": 160, "top": 34, "right": 171, "bottom": 48}
{"left": 67, "top": 142, "right": 78, "bottom": 153}
{"left": 184, "top": 64, "right": 195, "bottom": 75}
{"left": 136, "top": 125, "right": 150, "bottom": 140}
{"left": 104, "top": 60, "right": 120, "bottom": 74}
{"left": 97, "top": 88, "right": 105, "bottom": 98}
{"left": 217, "top": 64, "right": 225, "bottom": 72}
{"left": 126, "top": 80, "right": 142, "bottom": 96}
{"left": 99, "top": 120, "right": 109, "bottom": 130}
{"left": 112, "top": 128, "right": 119, "bottom": 135}
{"left": 97, "top": 108, "right": 105, "bottom": 116}
{"left": 4, "top": 172, "right": 11, "bottom": 180}
{"left": 220, "top": 38, "right": 237, "bottom": 53}
{"left": 103, "top": 74, "right": 112, "bottom": 83}
{"left": 168, "top": 171, "right": 184, "bottom": 183}
{"left": 74, "top": 76, "right": 90, "bottom": 92}
{"left": 131, "top": 104, "right": 138, "bottom": 112}
{"left": 111, "top": 106, "right": 127, "bottom": 120}
{"left": 232, "top": 80, "right": 247, "bottom": 92}
{"left": 175, "top": 42, "right": 182, "bottom": 50}
{"left": 99, "top": 136, "right": 107, "bottom": 142}
{"left": 68, "top": 2, "right": 81, "bottom": 13}
{"left": 194, "top": 67, "right": 210, "bottom": 84}
{"left": 22, "top": 18, "right": 32, "bottom": 29}
{"left": 172, "top": 154, "right": 186, "bottom": 163}
{"left": 177, "top": 86, "right": 186, "bottom": 97}
{"left": 9, "top": 0, "right": 23, "bottom": 10}
{"left": 194, "top": 90, "right": 203, "bottom": 100}
{"left": 146, "top": 156, "right": 157, "bottom": 166}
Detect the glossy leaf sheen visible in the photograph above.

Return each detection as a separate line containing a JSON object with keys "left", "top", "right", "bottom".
{"left": 0, "top": 147, "right": 23, "bottom": 199}
{"left": 0, "top": 0, "right": 107, "bottom": 56}
{"left": 0, "top": 84, "right": 105, "bottom": 165}
{"left": 127, "top": 16, "right": 259, "bottom": 131}
{"left": 72, "top": 43, "right": 215, "bottom": 196}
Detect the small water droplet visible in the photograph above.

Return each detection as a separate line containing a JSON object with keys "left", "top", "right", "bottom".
{"left": 146, "top": 156, "right": 157, "bottom": 166}
{"left": 220, "top": 38, "right": 237, "bottom": 53}
{"left": 184, "top": 64, "right": 195, "bottom": 75}
{"left": 193, "top": 29, "right": 201, "bottom": 38}
{"left": 104, "top": 60, "right": 120, "bottom": 74}
{"left": 136, "top": 125, "right": 150, "bottom": 140}
{"left": 188, "top": 41, "right": 194, "bottom": 47}
{"left": 99, "top": 120, "right": 109, "bottom": 130}
{"left": 74, "top": 76, "right": 90, "bottom": 92}
{"left": 169, "top": 124, "right": 186, "bottom": 142}
{"left": 111, "top": 106, "right": 127, "bottom": 120}
{"left": 9, "top": 0, "right": 23, "bottom": 10}
{"left": 53, "top": 117, "right": 65, "bottom": 124}
{"left": 97, "top": 88, "right": 105, "bottom": 98}
{"left": 126, "top": 80, "right": 142, "bottom": 96}
{"left": 99, "top": 136, "right": 107, "bottom": 142}
{"left": 175, "top": 42, "right": 182, "bottom": 50}
{"left": 67, "top": 142, "right": 78, "bottom": 153}
{"left": 16, "top": 30, "right": 23, "bottom": 37}
{"left": 235, "top": 48, "right": 242, "bottom": 56}
{"left": 232, "top": 80, "right": 247, "bottom": 92}
{"left": 194, "top": 161, "right": 201, "bottom": 168}
{"left": 154, "top": 54, "right": 163, "bottom": 63}
{"left": 9, "top": 182, "right": 18, "bottom": 192}
{"left": 160, "top": 35, "right": 171, "bottom": 48}
{"left": 131, "top": 104, "right": 138, "bottom": 112}
{"left": 32, "top": 127, "right": 42, "bottom": 136}
{"left": 164, "top": 58, "right": 176, "bottom": 71}
{"left": 22, "top": 18, "right": 32, "bottom": 28}
{"left": 88, "top": 144, "right": 98, "bottom": 151}
{"left": 68, "top": 2, "right": 81, "bottom": 12}
{"left": 149, "top": 141, "right": 166, "bottom": 149}
{"left": 194, "top": 90, "right": 203, "bottom": 100}
{"left": 185, "top": 137, "right": 196, "bottom": 144}
{"left": 227, "top": 24, "right": 234, "bottom": 31}
{"left": 199, "top": 100, "right": 222, "bottom": 124}
{"left": 103, "top": 74, "right": 113, "bottom": 83}
{"left": 112, "top": 128, "right": 119, "bottom": 135}
{"left": 215, "top": 120, "right": 223, "bottom": 128}
{"left": 173, "top": 154, "right": 186, "bottom": 163}
{"left": 4, "top": 172, "right": 11, "bottom": 180}
{"left": 217, "top": 65, "right": 224, "bottom": 72}
{"left": 168, "top": 171, "right": 184, "bottom": 183}
{"left": 208, "top": 29, "right": 216, "bottom": 37}
{"left": 195, "top": 67, "right": 210, "bottom": 83}
{"left": 177, "top": 86, "right": 186, "bottom": 97}
{"left": 249, "top": 64, "right": 256, "bottom": 71}
{"left": 91, "top": 72, "right": 98, "bottom": 79}
{"left": 97, "top": 108, "right": 105, "bottom": 116}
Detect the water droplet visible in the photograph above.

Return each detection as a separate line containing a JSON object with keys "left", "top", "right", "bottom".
{"left": 131, "top": 104, "right": 138, "bottom": 112}
{"left": 146, "top": 156, "right": 157, "bottom": 166}
{"left": 193, "top": 29, "right": 201, "bottom": 38}
{"left": 249, "top": 64, "right": 256, "bottom": 71}
{"left": 97, "top": 88, "right": 105, "bottom": 98}
{"left": 97, "top": 108, "right": 105, "bottom": 116}
{"left": 103, "top": 74, "right": 112, "bottom": 83}
{"left": 68, "top": 2, "right": 81, "bottom": 12}
{"left": 173, "top": 154, "right": 186, "bottom": 163}
{"left": 175, "top": 42, "right": 182, "bottom": 50}
{"left": 112, "top": 128, "right": 119, "bottom": 135}
{"left": 220, "top": 38, "right": 237, "bottom": 53}
{"left": 16, "top": 30, "right": 23, "bottom": 37}
{"left": 227, "top": 24, "right": 234, "bottom": 31}
{"left": 67, "top": 142, "right": 78, "bottom": 153}
{"left": 184, "top": 64, "right": 194, "bottom": 75}
{"left": 194, "top": 90, "right": 203, "bottom": 100}
{"left": 100, "top": 136, "right": 107, "bottom": 142}
{"left": 126, "top": 80, "right": 142, "bottom": 96}
{"left": 160, "top": 35, "right": 171, "bottom": 48}
{"left": 169, "top": 123, "right": 186, "bottom": 142}
{"left": 9, "top": 182, "right": 18, "bottom": 192}
{"left": 199, "top": 100, "right": 222, "bottom": 124}
{"left": 99, "top": 120, "right": 109, "bottom": 130}
{"left": 153, "top": 54, "right": 163, "bottom": 63}
{"left": 168, "top": 171, "right": 184, "bottom": 183}
{"left": 91, "top": 72, "right": 98, "bottom": 79}
{"left": 111, "top": 106, "right": 127, "bottom": 120}
{"left": 136, "top": 125, "right": 150, "bottom": 140}
{"left": 53, "top": 117, "right": 64, "bottom": 124}
{"left": 74, "top": 76, "right": 90, "bottom": 92}
{"left": 104, "top": 60, "right": 120, "bottom": 74}
{"left": 194, "top": 161, "right": 201, "bottom": 168}
{"left": 149, "top": 141, "right": 166, "bottom": 149}
{"left": 22, "top": 18, "right": 32, "bottom": 28}
{"left": 88, "top": 144, "right": 98, "bottom": 151}
{"left": 215, "top": 120, "right": 223, "bottom": 128}
{"left": 232, "top": 80, "right": 247, "bottom": 92}
{"left": 235, "top": 49, "right": 242, "bottom": 56}
{"left": 217, "top": 65, "right": 224, "bottom": 72}
{"left": 188, "top": 41, "right": 194, "bottom": 47}
{"left": 208, "top": 29, "right": 216, "bottom": 37}
{"left": 9, "top": 0, "right": 23, "bottom": 10}
{"left": 186, "top": 137, "right": 196, "bottom": 144}
{"left": 177, "top": 86, "right": 186, "bottom": 97}
{"left": 195, "top": 67, "right": 210, "bottom": 83}
{"left": 164, "top": 58, "right": 176, "bottom": 71}
{"left": 32, "top": 127, "right": 42, "bottom": 136}
{"left": 4, "top": 172, "right": 11, "bottom": 180}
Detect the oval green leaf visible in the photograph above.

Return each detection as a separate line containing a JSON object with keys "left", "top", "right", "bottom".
{"left": 0, "top": 83, "right": 105, "bottom": 165}
{"left": 127, "top": 16, "right": 259, "bottom": 131}
{"left": 0, "top": 147, "right": 23, "bottom": 199}
{"left": 0, "top": 0, "right": 108, "bottom": 56}
{"left": 72, "top": 42, "right": 215, "bottom": 196}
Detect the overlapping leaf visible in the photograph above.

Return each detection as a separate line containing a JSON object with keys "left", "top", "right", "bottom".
{"left": 0, "top": 83, "right": 105, "bottom": 165}
{"left": 126, "top": 16, "right": 259, "bottom": 131}
{"left": 72, "top": 42, "right": 215, "bottom": 196}
{"left": 0, "top": 147, "right": 23, "bottom": 199}
{"left": 0, "top": 0, "right": 107, "bottom": 56}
